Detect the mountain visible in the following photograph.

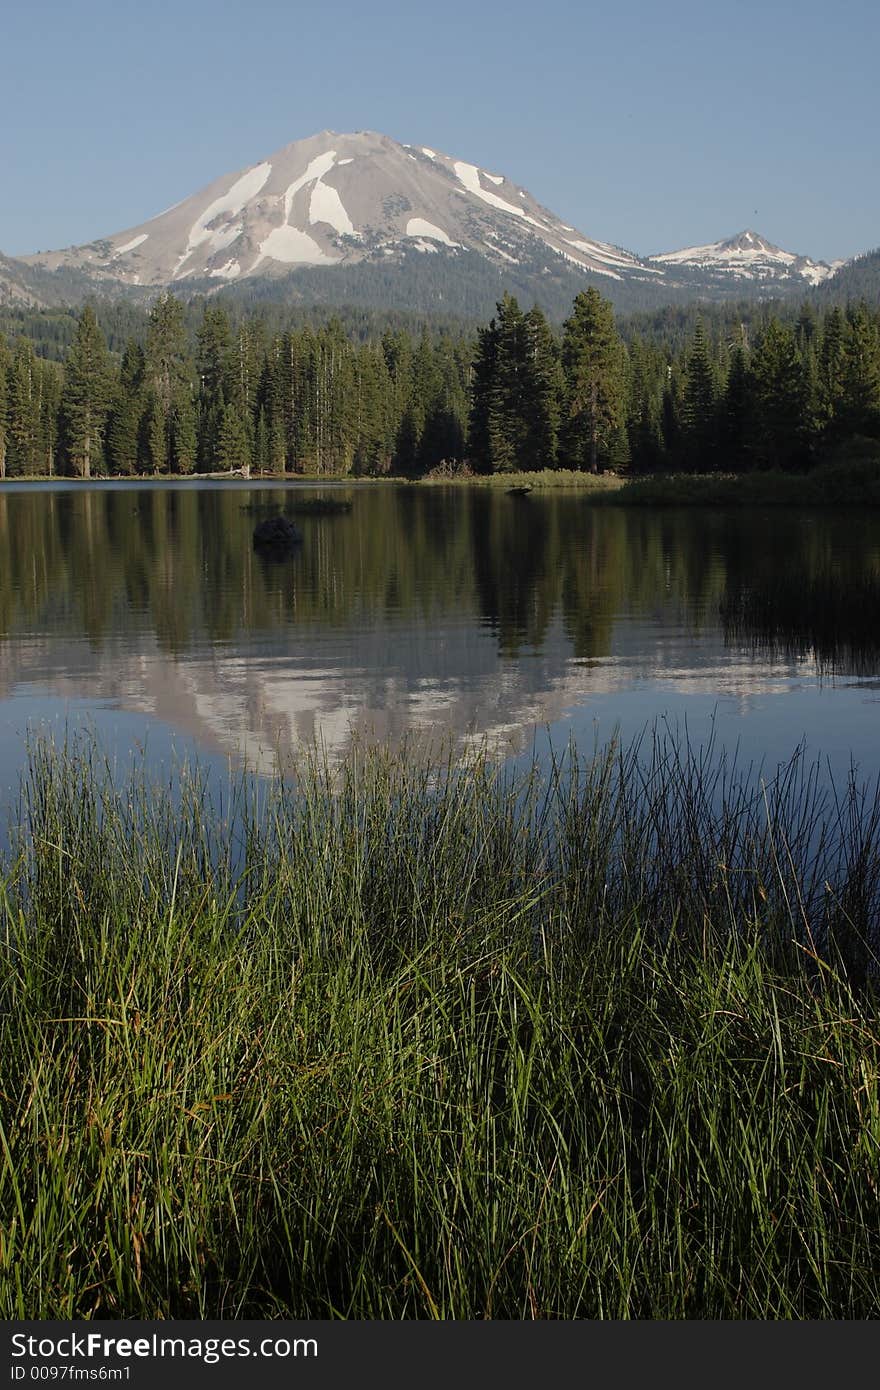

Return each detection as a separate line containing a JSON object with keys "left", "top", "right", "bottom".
{"left": 4, "top": 131, "right": 862, "bottom": 317}
{"left": 649, "top": 229, "right": 838, "bottom": 291}
{"left": 19, "top": 130, "right": 660, "bottom": 294}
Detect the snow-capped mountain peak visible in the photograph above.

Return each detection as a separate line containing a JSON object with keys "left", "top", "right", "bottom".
{"left": 649, "top": 229, "right": 835, "bottom": 286}
{"left": 21, "top": 129, "right": 650, "bottom": 289}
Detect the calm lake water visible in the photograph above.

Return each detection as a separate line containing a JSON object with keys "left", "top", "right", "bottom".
{"left": 0, "top": 479, "right": 878, "bottom": 804}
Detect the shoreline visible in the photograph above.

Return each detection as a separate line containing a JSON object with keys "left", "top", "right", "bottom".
{"left": 2, "top": 457, "right": 880, "bottom": 507}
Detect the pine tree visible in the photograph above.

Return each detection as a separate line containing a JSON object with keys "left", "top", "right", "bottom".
{"left": 521, "top": 306, "right": 562, "bottom": 470}
{"left": 720, "top": 343, "right": 751, "bottom": 467}
{"left": 816, "top": 307, "right": 847, "bottom": 441}
{"left": 60, "top": 306, "right": 112, "bottom": 478}
{"left": 382, "top": 329, "right": 413, "bottom": 467}
{"left": 560, "top": 289, "right": 626, "bottom": 473}
{"left": 228, "top": 320, "right": 265, "bottom": 459}
{"left": 418, "top": 337, "right": 466, "bottom": 470}
{"left": 625, "top": 336, "right": 664, "bottom": 473}
{"left": 41, "top": 363, "right": 62, "bottom": 476}
{"left": 106, "top": 340, "right": 145, "bottom": 475}
{"left": 274, "top": 332, "right": 304, "bottom": 471}
{"left": 291, "top": 327, "right": 318, "bottom": 472}
{"left": 661, "top": 360, "right": 685, "bottom": 462}
{"left": 254, "top": 405, "right": 270, "bottom": 473}
{"left": 749, "top": 319, "right": 809, "bottom": 469}
{"left": 144, "top": 294, "right": 195, "bottom": 473}
{"left": 0, "top": 335, "right": 8, "bottom": 479}
{"left": 352, "top": 344, "right": 395, "bottom": 474}
{"left": 409, "top": 331, "right": 439, "bottom": 462}
{"left": 171, "top": 388, "right": 197, "bottom": 474}
{"left": 839, "top": 304, "right": 880, "bottom": 439}
{"left": 680, "top": 318, "right": 717, "bottom": 469}
{"left": 468, "top": 317, "right": 499, "bottom": 473}
{"left": 196, "top": 305, "right": 234, "bottom": 469}
{"left": 260, "top": 340, "right": 288, "bottom": 473}
{"left": 7, "top": 339, "right": 42, "bottom": 475}
{"left": 216, "top": 401, "right": 251, "bottom": 473}
{"left": 144, "top": 390, "right": 167, "bottom": 475}
{"left": 489, "top": 294, "right": 527, "bottom": 472}
{"left": 795, "top": 304, "right": 819, "bottom": 353}
{"left": 465, "top": 296, "right": 558, "bottom": 474}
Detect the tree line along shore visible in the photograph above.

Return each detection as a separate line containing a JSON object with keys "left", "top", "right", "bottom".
{"left": 0, "top": 288, "right": 878, "bottom": 485}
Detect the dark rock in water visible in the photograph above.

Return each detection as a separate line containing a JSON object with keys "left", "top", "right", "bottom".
{"left": 253, "top": 514, "right": 302, "bottom": 554}
{"left": 505, "top": 484, "right": 533, "bottom": 497}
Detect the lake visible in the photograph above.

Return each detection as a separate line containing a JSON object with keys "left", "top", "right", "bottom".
{"left": 0, "top": 479, "right": 878, "bottom": 804}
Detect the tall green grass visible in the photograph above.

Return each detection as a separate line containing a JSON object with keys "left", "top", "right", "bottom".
{"left": 423, "top": 468, "right": 623, "bottom": 491}
{"left": 1, "top": 732, "right": 879, "bottom": 1318}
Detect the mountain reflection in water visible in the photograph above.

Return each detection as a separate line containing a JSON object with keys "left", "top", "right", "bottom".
{"left": 0, "top": 482, "right": 878, "bottom": 778}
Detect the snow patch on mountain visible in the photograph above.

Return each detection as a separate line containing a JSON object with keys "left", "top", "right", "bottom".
{"left": 171, "top": 161, "right": 272, "bottom": 279}
{"left": 453, "top": 161, "right": 529, "bottom": 220}
{"left": 406, "top": 218, "right": 458, "bottom": 247}
{"left": 309, "top": 181, "right": 357, "bottom": 237}
{"left": 283, "top": 151, "right": 337, "bottom": 220}
{"left": 114, "top": 234, "right": 148, "bottom": 256}
{"left": 800, "top": 261, "right": 837, "bottom": 286}
{"left": 483, "top": 172, "right": 504, "bottom": 185}
{"left": 565, "top": 236, "right": 659, "bottom": 274}
{"left": 557, "top": 248, "right": 620, "bottom": 279}
{"left": 187, "top": 162, "right": 271, "bottom": 253}
{"left": 255, "top": 225, "right": 338, "bottom": 267}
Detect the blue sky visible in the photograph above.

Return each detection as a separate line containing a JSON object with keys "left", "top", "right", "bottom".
{"left": 3, "top": 0, "right": 877, "bottom": 263}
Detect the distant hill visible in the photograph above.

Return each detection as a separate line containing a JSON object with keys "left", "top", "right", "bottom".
{"left": 813, "top": 248, "right": 880, "bottom": 305}
{"left": 0, "top": 250, "right": 113, "bottom": 309}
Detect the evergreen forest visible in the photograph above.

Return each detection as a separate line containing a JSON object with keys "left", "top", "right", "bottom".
{"left": 0, "top": 285, "right": 878, "bottom": 480}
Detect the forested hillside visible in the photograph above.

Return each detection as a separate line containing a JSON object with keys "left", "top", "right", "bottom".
{"left": 813, "top": 249, "right": 880, "bottom": 306}
{"left": 0, "top": 287, "right": 878, "bottom": 480}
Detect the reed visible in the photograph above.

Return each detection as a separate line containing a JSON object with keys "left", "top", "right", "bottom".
{"left": 1, "top": 730, "right": 879, "bottom": 1318}
{"left": 424, "top": 468, "right": 623, "bottom": 491}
